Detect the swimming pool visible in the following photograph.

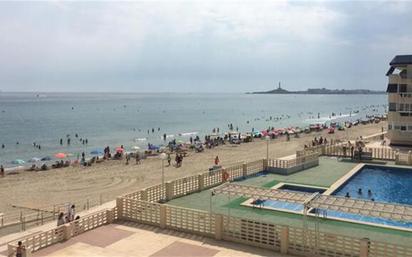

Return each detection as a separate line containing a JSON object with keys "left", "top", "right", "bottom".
{"left": 332, "top": 165, "right": 412, "bottom": 205}
{"left": 252, "top": 184, "right": 325, "bottom": 213}
{"left": 324, "top": 165, "right": 412, "bottom": 229}
{"left": 248, "top": 166, "right": 412, "bottom": 229}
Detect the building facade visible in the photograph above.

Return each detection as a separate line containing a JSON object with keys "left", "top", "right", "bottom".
{"left": 386, "top": 55, "right": 412, "bottom": 145}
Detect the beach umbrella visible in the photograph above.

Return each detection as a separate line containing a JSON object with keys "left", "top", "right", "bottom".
{"left": 41, "top": 156, "right": 52, "bottom": 161}
{"left": 29, "top": 157, "right": 41, "bottom": 162}
{"left": 115, "top": 147, "right": 124, "bottom": 153}
{"left": 131, "top": 146, "right": 140, "bottom": 151}
{"left": 12, "top": 159, "right": 25, "bottom": 165}
{"left": 90, "top": 149, "right": 103, "bottom": 155}
{"left": 54, "top": 153, "right": 67, "bottom": 159}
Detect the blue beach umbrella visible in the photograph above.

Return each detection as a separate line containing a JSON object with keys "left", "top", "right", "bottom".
{"left": 12, "top": 159, "right": 25, "bottom": 165}
{"left": 90, "top": 149, "right": 103, "bottom": 155}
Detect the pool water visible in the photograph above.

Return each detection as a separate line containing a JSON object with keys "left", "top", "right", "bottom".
{"left": 325, "top": 165, "right": 412, "bottom": 228}
{"left": 332, "top": 165, "right": 412, "bottom": 205}
{"left": 251, "top": 166, "right": 412, "bottom": 229}
{"left": 258, "top": 184, "right": 325, "bottom": 212}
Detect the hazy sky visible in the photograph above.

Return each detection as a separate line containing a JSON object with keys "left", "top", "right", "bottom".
{"left": 0, "top": 0, "right": 411, "bottom": 92}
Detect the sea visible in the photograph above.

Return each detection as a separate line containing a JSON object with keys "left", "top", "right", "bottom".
{"left": 0, "top": 92, "right": 386, "bottom": 168}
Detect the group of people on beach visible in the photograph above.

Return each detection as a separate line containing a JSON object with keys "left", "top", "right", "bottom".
{"left": 57, "top": 204, "right": 78, "bottom": 226}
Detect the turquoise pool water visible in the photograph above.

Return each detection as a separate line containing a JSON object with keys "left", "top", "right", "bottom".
{"left": 259, "top": 166, "right": 412, "bottom": 229}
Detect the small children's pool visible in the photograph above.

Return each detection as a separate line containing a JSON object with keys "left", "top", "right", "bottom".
{"left": 255, "top": 184, "right": 325, "bottom": 213}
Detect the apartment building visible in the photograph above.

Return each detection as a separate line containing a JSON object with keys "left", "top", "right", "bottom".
{"left": 386, "top": 55, "right": 412, "bottom": 145}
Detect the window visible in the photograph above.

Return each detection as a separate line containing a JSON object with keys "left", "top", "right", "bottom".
{"left": 389, "top": 102, "right": 397, "bottom": 111}
{"left": 386, "top": 84, "right": 398, "bottom": 93}
{"left": 388, "top": 124, "right": 392, "bottom": 130}
{"left": 399, "top": 84, "right": 407, "bottom": 92}
{"left": 400, "top": 103, "right": 405, "bottom": 111}
{"left": 400, "top": 112, "right": 409, "bottom": 116}
{"left": 395, "top": 125, "right": 401, "bottom": 130}
{"left": 401, "top": 126, "right": 407, "bottom": 131}
{"left": 408, "top": 125, "right": 412, "bottom": 131}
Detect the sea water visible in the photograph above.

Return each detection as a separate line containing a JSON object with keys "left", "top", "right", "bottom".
{"left": 0, "top": 92, "right": 386, "bottom": 167}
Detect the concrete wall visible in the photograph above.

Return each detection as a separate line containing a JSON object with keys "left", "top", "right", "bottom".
{"left": 267, "top": 158, "right": 319, "bottom": 175}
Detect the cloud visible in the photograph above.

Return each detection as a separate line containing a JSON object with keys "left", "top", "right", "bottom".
{"left": 0, "top": 1, "right": 410, "bottom": 92}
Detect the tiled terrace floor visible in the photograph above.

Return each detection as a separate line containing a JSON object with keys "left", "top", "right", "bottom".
{"left": 28, "top": 222, "right": 292, "bottom": 257}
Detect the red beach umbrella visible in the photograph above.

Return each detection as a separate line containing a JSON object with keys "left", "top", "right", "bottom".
{"left": 55, "top": 153, "right": 67, "bottom": 159}
{"left": 115, "top": 147, "right": 124, "bottom": 153}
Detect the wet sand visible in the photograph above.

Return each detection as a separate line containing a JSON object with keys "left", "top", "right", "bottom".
{"left": 0, "top": 122, "right": 386, "bottom": 216}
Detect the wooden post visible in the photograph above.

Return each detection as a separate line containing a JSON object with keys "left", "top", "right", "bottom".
{"left": 359, "top": 238, "right": 370, "bottom": 257}
{"left": 242, "top": 163, "right": 247, "bottom": 177}
{"left": 198, "top": 174, "right": 204, "bottom": 191}
{"left": 159, "top": 205, "right": 167, "bottom": 229}
{"left": 165, "top": 182, "right": 174, "bottom": 201}
{"left": 280, "top": 226, "right": 289, "bottom": 254}
{"left": 116, "top": 197, "right": 123, "bottom": 219}
{"left": 214, "top": 214, "right": 223, "bottom": 240}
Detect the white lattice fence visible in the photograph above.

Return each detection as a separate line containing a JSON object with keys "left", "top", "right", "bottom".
{"left": 246, "top": 160, "right": 264, "bottom": 175}
{"left": 24, "top": 227, "right": 64, "bottom": 252}
{"left": 123, "top": 190, "right": 143, "bottom": 200}
{"left": 121, "top": 198, "right": 161, "bottom": 225}
{"left": 72, "top": 209, "right": 108, "bottom": 236}
{"left": 315, "top": 231, "right": 361, "bottom": 257}
{"left": 173, "top": 175, "right": 199, "bottom": 198}
{"left": 222, "top": 215, "right": 282, "bottom": 251}
{"left": 165, "top": 205, "right": 215, "bottom": 236}
{"left": 146, "top": 184, "right": 165, "bottom": 202}
{"left": 203, "top": 169, "right": 223, "bottom": 188}
{"left": 225, "top": 164, "right": 243, "bottom": 180}
{"left": 369, "top": 241, "right": 412, "bottom": 257}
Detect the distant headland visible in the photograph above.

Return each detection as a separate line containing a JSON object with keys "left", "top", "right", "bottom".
{"left": 248, "top": 82, "right": 385, "bottom": 95}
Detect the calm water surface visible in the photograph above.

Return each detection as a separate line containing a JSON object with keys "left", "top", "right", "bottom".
{"left": 0, "top": 92, "right": 386, "bottom": 167}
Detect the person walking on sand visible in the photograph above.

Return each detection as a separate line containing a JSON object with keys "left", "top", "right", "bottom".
{"left": 0, "top": 165, "right": 4, "bottom": 177}
{"left": 215, "top": 156, "right": 220, "bottom": 166}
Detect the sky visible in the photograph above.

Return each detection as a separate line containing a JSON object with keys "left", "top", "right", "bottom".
{"left": 0, "top": 0, "right": 411, "bottom": 93}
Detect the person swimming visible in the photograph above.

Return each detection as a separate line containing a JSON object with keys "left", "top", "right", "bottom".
{"left": 345, "top": 192, "right": 350, "bottom": 198}
{"left": 358, "top": 188, "right": 362, "bottom": 194}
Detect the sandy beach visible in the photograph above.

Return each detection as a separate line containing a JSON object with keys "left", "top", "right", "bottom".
{"left": 0, "top": 122, "right": 386, "bottom": 217}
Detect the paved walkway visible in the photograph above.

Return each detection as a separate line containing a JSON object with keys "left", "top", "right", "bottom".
{"left": 15, "top": 222, "right": 292, "bottom": 257}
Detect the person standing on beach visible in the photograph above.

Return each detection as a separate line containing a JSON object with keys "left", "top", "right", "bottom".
{"left": 0, "top": 165, "right": 4, "bottom": 177}
{"left": 215, "top": 156, "right": 220, "bottom": 166}
{"left": 167, "top": 153, "right": 171, "bottom": 166}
